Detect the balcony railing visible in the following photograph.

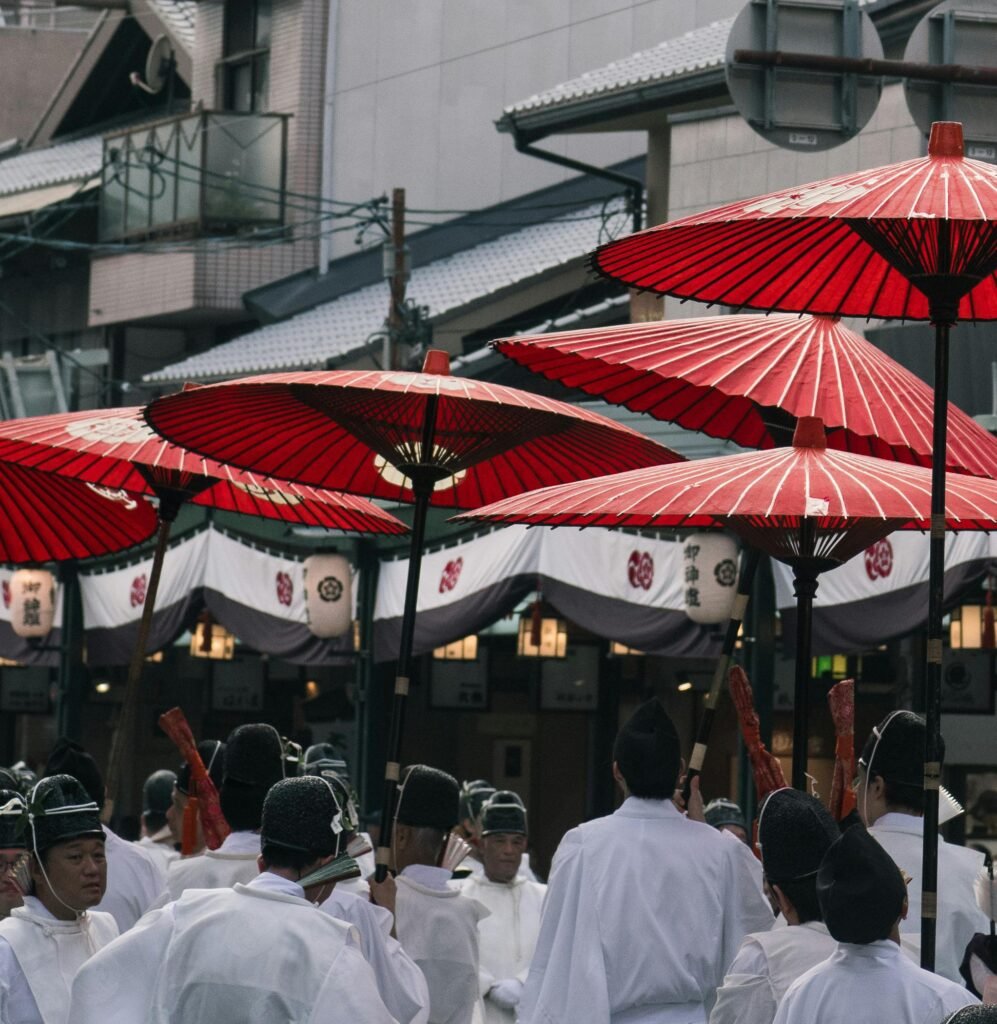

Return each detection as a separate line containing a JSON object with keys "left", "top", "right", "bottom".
{"left": 100, "top": 110, "right": 289, "bottom": 241}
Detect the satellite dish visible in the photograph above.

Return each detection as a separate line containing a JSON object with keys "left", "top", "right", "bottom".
{"left": 144, "top": 35, "right": 174, "bottom": 95}
{"left": 904, "top": 0, "right": 997, "bottom": 161}
{"left": 725, "top": 0, "right": 883, "bottom": 152}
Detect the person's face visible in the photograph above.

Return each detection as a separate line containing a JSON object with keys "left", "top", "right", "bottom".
{"left": 0, "top": 848, "right": 26, "bottom": 917}
{"left": 481, "top": 832, "right": 526, "bottom": 884}
{"left": 30, "top": 837, "right": 106, "bottom": 918}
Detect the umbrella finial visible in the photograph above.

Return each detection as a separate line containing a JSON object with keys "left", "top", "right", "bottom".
{"left": 793, "top": 416, "right": 827, "bottom": 450}
{"left": 928, "top": 122, "right": 964, "bottom": 158}
{"left": 422, "top": 350, "right": 451, "bottom": 376}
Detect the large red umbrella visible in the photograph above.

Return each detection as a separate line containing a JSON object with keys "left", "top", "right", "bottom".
{"left": 143, "top": 349, "right": 681, "bottom": 877}
{"left": 0, "top": 406, "right": 407, "bottom": 806}
{"left": 590, "top": 120, "right": 997, "bottom": 971}
{"left": 493, "top": 313, "right": 997, "bottom": 474}
{"left": 455, "top": 416, "right": 997, "bottom": 794}
{"left": 0, "top": 460, "right": 156, "bottom": 562}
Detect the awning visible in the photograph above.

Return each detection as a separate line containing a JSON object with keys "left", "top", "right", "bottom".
{"left": 0, "top": 180, "right": 98, "bottom": 220}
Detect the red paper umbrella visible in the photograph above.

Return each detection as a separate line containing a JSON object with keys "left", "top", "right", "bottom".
{"left": 144, "top": 349, "right": 680, "bottom": 878}
{"left": 456, "top": 416, "right": 997, "bottom": 798}
{"left": 0, "top": 460, "right": 156, "bottom": 562}
{"left": 590, "top": 120, "right": 997, "bottom": 970}
{"left": 494, "top": 313, "right": 997, "bottom": 476}
{"left": 0, "top": 406, "right": 407, "bottom": 806}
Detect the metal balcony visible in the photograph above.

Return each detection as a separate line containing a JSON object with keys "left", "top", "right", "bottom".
{"left": 99, "top": 110, "right": 289, "bottom": 241}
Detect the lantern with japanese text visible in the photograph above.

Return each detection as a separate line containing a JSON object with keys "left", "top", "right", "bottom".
{"left": 9, "top": 569, "right": 56, "bottom": 639}
{"left": 303, "top": 554, "right": 352, "bottom": 638}
{"left": 683, "top": 534, "right": 738, "bottom": 625}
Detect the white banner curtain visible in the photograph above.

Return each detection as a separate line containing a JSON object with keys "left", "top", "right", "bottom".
{"left": 81, "top": 528, "right": 355, "bottom": 665}
{"left": 773, "top": 532, "right": 995, "bottom": 653}
{"left": 373, "top": 526, "right": 717, "bottom": 662}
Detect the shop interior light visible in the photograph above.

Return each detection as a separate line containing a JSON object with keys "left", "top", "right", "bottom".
{"left": 950, "top": 605, "right": 987, "bottom": 649}
{"left": 517, "top": 616, "right": 567, "bottom": 658}
{"left": 190, "top": 615, "right": 236, "bottom": 660}
{"left": 677, "top": 680, "right": 693, "bottom": 692}
{"left": 610, "top": 641, "right": 644, "bottom": 656}
{"left": 433, "top": 635, "right": 479, "bottom": 660}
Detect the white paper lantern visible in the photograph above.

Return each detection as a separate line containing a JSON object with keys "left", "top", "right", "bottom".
{"left": 682, "top": 534, "right": 739, "bottom": 625}
{"left": 303, "top": 554, "right": 352, "bottom": 638}
{"left": 9, "top": 569, "right": 56, "bottom": 639}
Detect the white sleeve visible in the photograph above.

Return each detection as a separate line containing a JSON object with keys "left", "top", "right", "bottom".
{"left": 68, "top": 905, "right": 176, "bottom": 1024}
{"left": 720, "top": 838, "right": 776, "bottom": 975}
{"left": 0, "top": 936, "right": 43, "bottom": 1024}
{"left": 518, "top": 831, "right": 611, "bottom": 1024}
{"left": 709, "top": 938, "right": 777, "bottom": 1024}
{"left": 309, "top": 943, "right": 400, "bottom": 1024}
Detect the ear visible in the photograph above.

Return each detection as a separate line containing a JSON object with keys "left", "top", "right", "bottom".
{"left": 394, "top": 823, "right": 409, "bottom": 850}
{"left": 256, "top": 854, "right": 266, "bottom": 874}
{"left": 900, "top": 894, "right": 909, "bottom": 922}
{"left": 770, "top": 883, "right": 794, "bottom": 920}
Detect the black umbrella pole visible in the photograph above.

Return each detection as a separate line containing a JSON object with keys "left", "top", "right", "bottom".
{"left": 921, "top": 315, "right": 952, "bottom": 972}
{"left": 104, "top": 515, "right": 173, "bottom": 814}
{"left": 792, "top": 540, "right": 818, "bottom": 791}
{"left": 375, "top": 477, "right": 436, "bottom": 882}
{"left": 683, "top": 546, "right": 761, "bottom": 802}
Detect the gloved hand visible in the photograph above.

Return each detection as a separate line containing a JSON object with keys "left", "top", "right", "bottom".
{"left": 489, "top": 979, "right": 523, "bottom": 1010}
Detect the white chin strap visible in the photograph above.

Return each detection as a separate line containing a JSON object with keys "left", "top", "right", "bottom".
{"left": 860, "top": 710, "right": 906, "bottom": 826}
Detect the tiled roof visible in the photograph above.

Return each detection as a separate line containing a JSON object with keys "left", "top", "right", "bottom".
{"left": 147, "top": 0, "right": 197, "bottom": 52}
{"left": 0, "top": 133, "right": 103, "bottom": 199}
{"left": 144, "top": 198, "right": 630, "bottom": 383}
{"left": 502, "top": 18, "right": 732, "bottom": 121}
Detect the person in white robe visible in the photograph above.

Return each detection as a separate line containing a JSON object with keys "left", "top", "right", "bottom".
{"left": 167, "top": 723, "right": 284, "bottom": 898}
{"left": 519, "top": 699, "right": 774, "bottom": 1024}
{"left": 68, "top": 775, "right": 396, "bottom": 1024}
{"left": 711, "top": 789, "right": 842, "bottom": 1024}
{"left": 371, "top": 764, "right": 490, "bottom": 1024}
{"left": 459, "top": 790, "right": 546, "bottom": 1023}
{"left": 0, "top": 788, "right": 27, "bottom": 921}
{"left": 134, "top": 770, "right": 178, "bottom": 872}
{"left": 308, "top": 762, "right": 430, "bottom": 1024}
{"left": 0, "top": 776, "right": 118, "bottom": 1024}
{"left": 774, "top": 823, "right": 978, "bottom": 1024}
{"left": 42, "top": 739, "right": 167, "bottom": 932}
{"left": 856, "top": 710, "right": 989, "bottom": 983}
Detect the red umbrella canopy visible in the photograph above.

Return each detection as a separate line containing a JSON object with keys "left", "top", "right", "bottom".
{"left": 591, "top": 123, "right": 997, "bottom": 320}
{"left": 455, "top": 417, "right": 997, "bottom": 566}
{"left": 0, "top": 407, "right": 407, "bottom": 535}
{"left": 0, "top": 460, "right": 156, "bottom": 562}
{"left": 493, "top": 313, "right": 997, "bottom": 476}
{"left": 142, "top": 353, "right": 682, "bottom": 509}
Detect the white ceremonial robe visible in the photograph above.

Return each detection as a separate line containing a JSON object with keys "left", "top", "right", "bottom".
{"left": 395, "top": 865, "right": 490, "bottom": 1024}
{"left": 520, "top": 797, "right": 774, "bottom": 1024}
{"left": 869, "top": 812, "right": 989, "bottom": 983}
{"left": 710, "top": 921, "right": 837, "bottom": 1024}
{"left": 165, "top": 829, "right": 260, "bottom": 900}
{"left": 134, "top": 832, "right": 178, "bottom": 873}
{"left": 96, "top": 827, "right": 166, "bottom": 932}
{"left": 0, "top": 896, "right": 118, "bottom": 1024}
{"left": 67, "top": 872, "right": 397, "bottom": 1024}
{"left": 320, "top": 886, "right": 430, "bottom": 1024}
{"left": 772, "top": 939, "right": 978, "bottom": 1024}
{"left": 459, "top": 873, "right": 546, "bottom": 1024}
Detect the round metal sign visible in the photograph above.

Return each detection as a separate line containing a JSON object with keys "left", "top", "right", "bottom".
{"left": 726, "top": 0, "right": 883, "bottom": 152}
{"left": 904, "top": 0, "right": 997, "bottom": 161}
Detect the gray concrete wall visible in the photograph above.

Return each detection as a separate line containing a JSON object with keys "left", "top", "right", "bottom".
{"left": 327, "top": 0, "right": 744, "bottom": 258}
{"left": 0, "top": 27, "right": 89, "bottom": 143}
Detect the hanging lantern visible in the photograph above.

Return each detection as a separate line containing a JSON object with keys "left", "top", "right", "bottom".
{"left": 303, "top": 554, "right": 352, "bottom": 638}
{"left": 683, "top": 533, "right": 739, "bottom": 625}
{"left": 9, "top": 569, "right": 56, "bottom": 639}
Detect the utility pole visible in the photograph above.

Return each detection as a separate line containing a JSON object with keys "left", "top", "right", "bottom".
{"left": 383, "top": 188, "right": 407, "bottom": 371}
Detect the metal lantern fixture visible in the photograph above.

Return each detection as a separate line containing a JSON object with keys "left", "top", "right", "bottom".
{"left": 683, "top": 533, "right": 739, "bottom": 625}
{"left": 303, "top": 553, "right": 352, "bottom": 638}
{"left": 517, "top": 616, "right": 567, "bottom": 658}
{"left": 9, "top": 569, "right": 56, "bottom": 639}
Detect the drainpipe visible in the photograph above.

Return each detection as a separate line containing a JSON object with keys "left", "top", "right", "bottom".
{"left": 512, "top": 131, "right": 644, "bottom": 233}
{"left": 318, "top": 0, "right": 341, "bottom": 274}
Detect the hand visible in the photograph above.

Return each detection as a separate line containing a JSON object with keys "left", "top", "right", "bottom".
{"left": 367, "top": 873, "right": 397, "bottom": 916}
{"left": 673, "top": 774, "right": 706, "bottom": 822}
{"left": 489, "top": 979, "right": 523, "bottom": 1010}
